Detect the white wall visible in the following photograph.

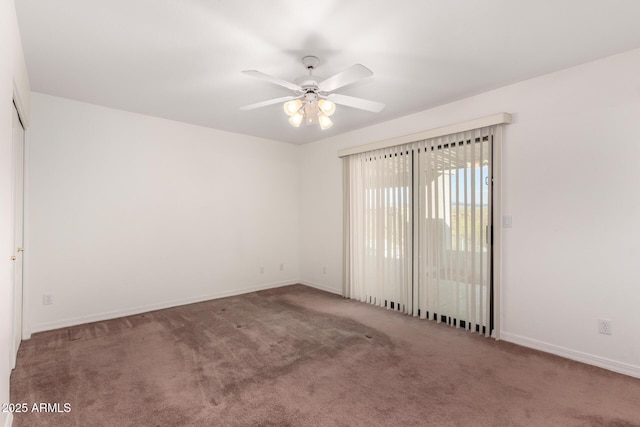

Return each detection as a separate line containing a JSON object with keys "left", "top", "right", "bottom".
{"left": 299, "top": 48, "right": 640, "bottom": 377}
{"left": 1, "top": 0, "right": 30, "bottom": 425}
{"left": 25, "top": 93, "right": 300, "bottom": 334}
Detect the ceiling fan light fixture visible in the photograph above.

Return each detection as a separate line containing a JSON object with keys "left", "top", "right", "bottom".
{"left": 283, "top": 99, "right": 302, "bottom": 116}
{"left": 284, "top": 99, "right": 334, "bottom": 129}
{"left": 289, "top": 112, "right": 303, "bottom": 127}
{"left": 318, "top": 113, "right": 333, "bottom": 130}
{"left": 318, "top": 99, "right": 336, "bottom": 116}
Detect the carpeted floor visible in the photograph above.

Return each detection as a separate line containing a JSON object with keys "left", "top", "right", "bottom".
{"left": 10, "top": 284, "right": 640, "bottom": 426}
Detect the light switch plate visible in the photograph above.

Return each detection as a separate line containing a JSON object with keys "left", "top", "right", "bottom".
{"left": 502, "top": 215, "right": 512, "bottom": 228}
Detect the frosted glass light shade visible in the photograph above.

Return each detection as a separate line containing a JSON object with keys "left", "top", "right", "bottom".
{"left": 318, "top": 113, "right": 333, "bottom": 130}
{"left": 289, "top": 113, "right": 303, "bottom": 127}
{"left": 318, "top": 99, "right": 336, "bottom": 116}
{"left": 283, "top": 99, "right": 302, "bottom": 116}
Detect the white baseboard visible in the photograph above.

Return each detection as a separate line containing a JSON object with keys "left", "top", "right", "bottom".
{"left": 501, "top": 332, "right": 640, "bottom": 379}
{"left": 28, "top": 280, "right": 300, "bottom": 335}
{"left": 299, "top": 280, "right": 342, "bottom": 295}
{"left": 3, "top": 412, "right": 13, "bottom": 427}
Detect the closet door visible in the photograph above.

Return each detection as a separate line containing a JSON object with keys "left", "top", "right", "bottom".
{"left": 11, "top": 103, "right": 25, "bottom": 369}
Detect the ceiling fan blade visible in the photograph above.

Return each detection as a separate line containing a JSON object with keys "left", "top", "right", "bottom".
{"left": 318, "top": 64, "right": 373, "bottom": 92}
{"left": 328, "top": 93, "right": 385, "bottom": 113}
{"left": 242, "top": 70, "right": 302, "bottom": 92}
{"left": 240, "top": 96, "right": 298, "bottom": 110}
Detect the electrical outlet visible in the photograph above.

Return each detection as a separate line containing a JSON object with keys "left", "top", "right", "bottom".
{"left": 598, "top": 318, "right": 612, "bottom": 335}
{"left": 322, "top": 266, "right": 327, "bottom": 274}
{"left": 279, "top": 264, "right": 284, "bottom": 271}
{"left": 260, "top": 266, "right": 264, "bottom": 274}
{"left": 43, "top": 294, "right": 53, "bottom": 305}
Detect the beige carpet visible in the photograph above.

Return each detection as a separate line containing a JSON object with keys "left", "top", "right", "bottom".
{"left": 10, "top": 284, "right": 640, "bottom": 426}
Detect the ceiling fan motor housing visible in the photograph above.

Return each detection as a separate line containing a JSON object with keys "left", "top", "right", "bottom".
{"left": 303, "top": 92, "right": 318, "bottom": 105}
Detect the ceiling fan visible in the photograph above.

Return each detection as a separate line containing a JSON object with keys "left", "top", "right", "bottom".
{"left": 240, "top": 56, "right": 385, "bottom": 130}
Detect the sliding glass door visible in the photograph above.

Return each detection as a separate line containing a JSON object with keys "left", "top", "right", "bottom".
{"left": 414, "top": 129, "right": 492, "bottom": 335}
{"left": 345, "top": 126, "right": 495, "bottom": 337}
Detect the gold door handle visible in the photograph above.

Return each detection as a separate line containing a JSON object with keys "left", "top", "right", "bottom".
{"left": 10, "top": 256, "right": 16, "bottom": 261}
{"left": 17, "top": 248, "right": 24, "bottom": 252}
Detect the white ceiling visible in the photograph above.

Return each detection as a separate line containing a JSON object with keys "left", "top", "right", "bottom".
{"left": 16, "top": 0, "right": 640, "bottom": 144}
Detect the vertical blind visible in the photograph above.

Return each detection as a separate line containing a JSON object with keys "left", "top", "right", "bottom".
{"left": 344, "top": 126, "right": 496, "bottom": 337}
{"left": 345, "top": 145, "right": 413, "bottom": 312}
